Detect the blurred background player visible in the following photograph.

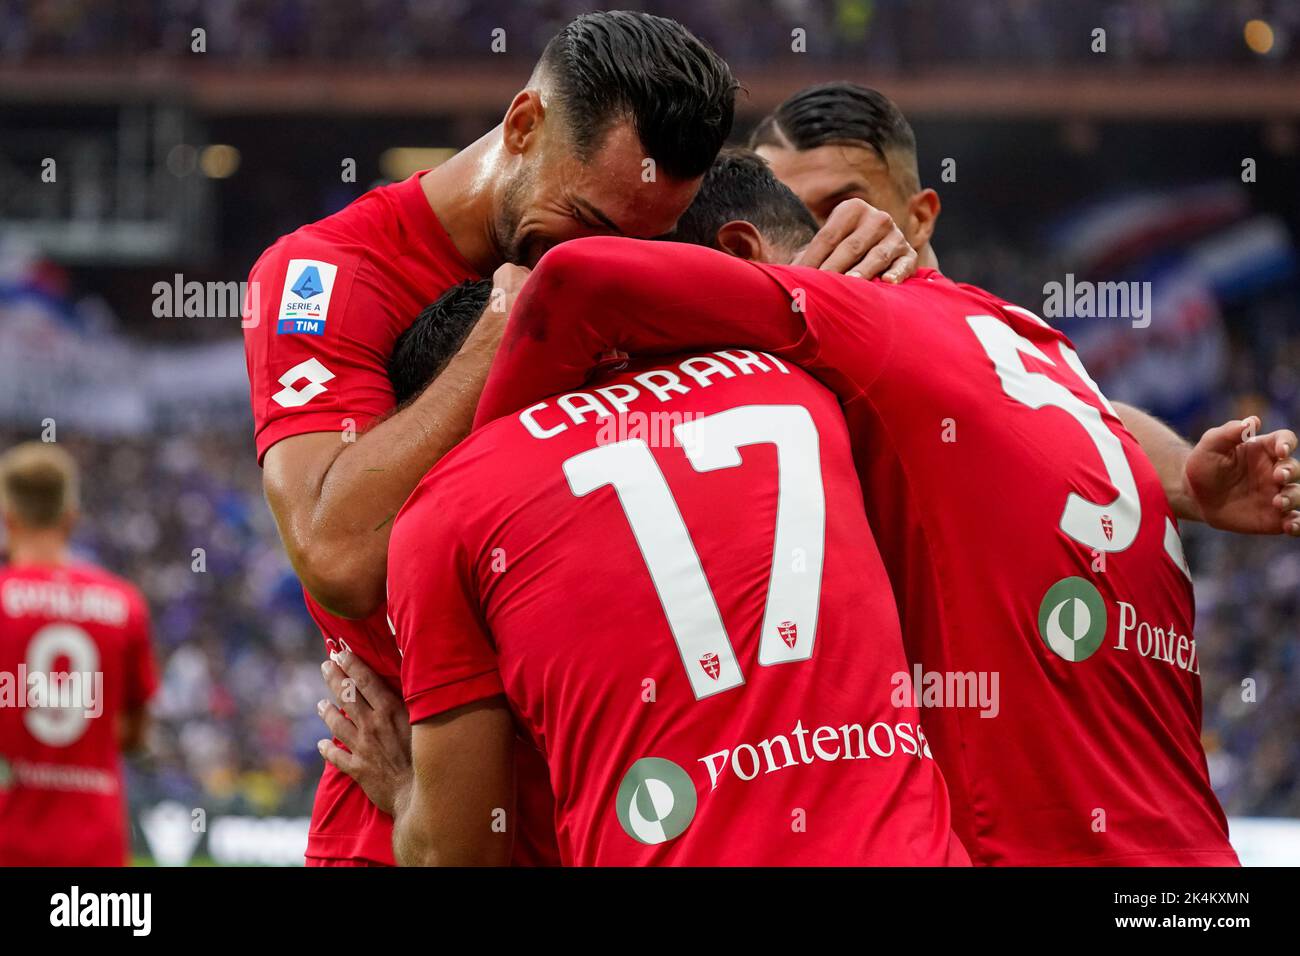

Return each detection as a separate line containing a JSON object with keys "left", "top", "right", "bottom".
{"left": 0, "top": 443, "right": 156, "bottom": 866}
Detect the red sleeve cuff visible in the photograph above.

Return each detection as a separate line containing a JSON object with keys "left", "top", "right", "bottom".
{"left": 254, "top": 410, "right": 383, "bottom": 465}
{"left": 405, "top": 668, "right": 505, "bottom": 724}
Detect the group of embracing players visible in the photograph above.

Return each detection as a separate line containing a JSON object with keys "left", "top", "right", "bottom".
{"left": 243, "top": 11, "right": 1300, "bottom": 867}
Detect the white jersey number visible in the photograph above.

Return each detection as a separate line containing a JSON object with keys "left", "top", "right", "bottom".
{"left": 967, "top": 312, "right": 1141, "bottom": 552}
{"left": 563, "top": 405, "right": 826, "bottom": 699}
{"left": 23, "top": 623, "right": 100, "bottom": 747}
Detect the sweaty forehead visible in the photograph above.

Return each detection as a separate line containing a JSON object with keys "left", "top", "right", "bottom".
{"left": 573, "top": 123, "right": 702, "bottom": 237}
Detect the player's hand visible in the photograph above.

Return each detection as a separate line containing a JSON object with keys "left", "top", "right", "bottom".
{"left": 489, "top": 263, "right": 531, "bottom": 320}
{"left": 317, "top": 650, "right": 413, "bottom": 817}
{"left": 792, "top": 198, "right": 917, "bottom": 282}
{"left": 460, "top": 263, "right": 531, "bottom": 361}
{"left": 1182, "top": 416, "right": 1300, "bottom": 536}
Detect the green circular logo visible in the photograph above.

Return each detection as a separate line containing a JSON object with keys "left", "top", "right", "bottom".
{"left": 615, "top": 757, "right": 697, "bottom": 845}
{"left": 1037, "top": 576, "right": 1108, "bottom": 662}
{"left": 0, "top": 755, "right": 11, "bottom": 792}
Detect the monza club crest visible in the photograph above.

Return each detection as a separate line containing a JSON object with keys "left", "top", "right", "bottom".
{"left": 777, "top": 620, "right": 798, "bottom": 648}
{"left": 699, "top": 652, "right": 721, "bottom": 680}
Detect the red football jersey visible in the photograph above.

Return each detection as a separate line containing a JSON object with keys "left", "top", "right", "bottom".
{"left": 390, "top": 351, "right": 969, "bottom": 866}
{"left": 0, "top": 562, "right": 157, "bottom": 866}
{"left": 472, "top": 237, "right": 1238, "bottom": 866}
{"left": 243, "top": 172, "right": 481, "bottom": 864}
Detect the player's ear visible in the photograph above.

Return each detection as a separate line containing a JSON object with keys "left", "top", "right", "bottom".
{"left": 502, "top": 89, "right": 545, "bottom": 157}
{"left": 907, "top": 187, "right": 941, "bottom": 251}
{"left": 714, "top": 220, "right": 766, "bottom": 262}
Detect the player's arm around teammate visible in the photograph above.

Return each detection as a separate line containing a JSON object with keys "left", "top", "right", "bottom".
{"left": 314, "top": 239, "right": 926, "bottom": 812}
{"left": 317, "top": 649, "right": 414, "bottom": 816}
{"left": 261, "top": 264, "right": 528, "bottom": 619}
{"left": 262, "top": 203, "right": 918, "bottom": 622}
{"left": 320, "top": 651, "right": 514, "bottom": 865}
{"left": 474, "top": 235, "right": 1300, "bottom": 537}
{"left": 390, "top": 699, "right": 515, "bottom": 866}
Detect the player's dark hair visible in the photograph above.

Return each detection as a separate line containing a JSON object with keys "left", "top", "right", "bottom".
{"left": 388, "top": 279, "right": 493, "bottom": 407}
{"left": 749, "top": 82, "right": 920, "bottom": 193}
{"left": 538, "top": 11, "right": 737, "bottom": 180}
{"left": 667, "top": 148, "right": 817, "bottom": 252}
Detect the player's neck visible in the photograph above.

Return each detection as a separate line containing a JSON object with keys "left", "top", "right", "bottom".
{"left": 919, "top": 243, "right": 940, "bottom": 272}
{"left": 7, "top": 531, "right": 70, "bottom": 568}
{"left": 420, "top": 132, "right": 506, "bottom": 276}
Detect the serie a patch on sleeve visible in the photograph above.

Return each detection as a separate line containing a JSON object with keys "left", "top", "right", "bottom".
{"left": 276, "top": 259, "right": 339, "bottom": 335}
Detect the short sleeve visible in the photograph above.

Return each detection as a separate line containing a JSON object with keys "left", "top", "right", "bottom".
{"left": 387, "top": 476, "right": 503, "bottom": 724}
{"left": 243, "top": 240, "right": 397, "bottom": 464}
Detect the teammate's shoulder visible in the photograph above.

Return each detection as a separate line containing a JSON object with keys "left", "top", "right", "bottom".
{"left": 930, "top": 273, "right": 1015, "bottom": 311}
{"left": 933, "top": 277, "right": 1081, "bottom": 352}
{"left": 946, "top": 278, "right": 1065, "bottom": 330}
{"left": 244, "top": 204, "right": 381, "bottom": 345}
{"left": 391, "top": 457, "right": 470, "bottom": 547}
{"left": 430, "top": 413, "right": 524, "bottom": 485}
{"left": 761, "top": 261, "right": 898, "bottom": 303}
{"left": 395, "top": 416, "right": 531, "bottom": 529}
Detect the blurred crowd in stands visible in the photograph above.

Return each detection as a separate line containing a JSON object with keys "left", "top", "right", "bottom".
{"left": 1190, "top": 340, "right": 1300, "bottom": 818}
{"left": 2, "top": 0, "right": 1297, "bottom": 68}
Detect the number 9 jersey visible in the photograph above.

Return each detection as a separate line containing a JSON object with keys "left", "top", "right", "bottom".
{"left": 0, "top": 563, "right": 157, "bottom": 866}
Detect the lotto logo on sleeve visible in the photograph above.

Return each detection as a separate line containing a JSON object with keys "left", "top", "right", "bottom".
{"left": 276, "top": 259, "right": 338, "bottom": 336}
